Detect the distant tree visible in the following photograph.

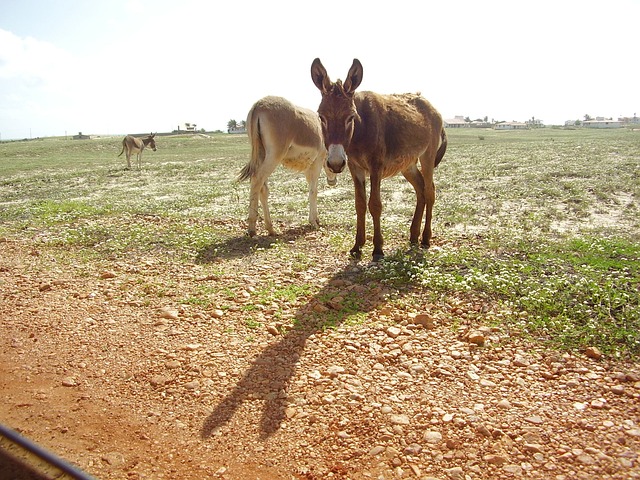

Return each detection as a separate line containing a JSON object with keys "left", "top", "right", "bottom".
{"left": 240, "top": 120, "right": 246, "bottom": 128}
{"left": 227, "top": 119, "right": 238, "bottom": 130}
{"left": 584, "top": 114, "right": 593, "bottom": 121}
{"left": 483, "top": 116, "right": 488, "bottom": 122}
{"left": 464, "top": 116, "right": 471, "bottom": 123}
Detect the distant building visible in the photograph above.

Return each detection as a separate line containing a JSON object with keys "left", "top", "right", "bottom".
{"left": 494, "top": 122, "right": 528, "bottom": 130}
{"left": 73, "top": 132, "right": 91, "bottom": 140}
{"left": 177, "top": 123, "right": 198, "bottom": 133}
{"left": 583, "top": 119, "right": 622, "bottom": 129}
{"left": 228, "top": 126, "right": 247, "bottom": 134}
{"left": 444, "top": 116, "right": 468, "bottom": 128}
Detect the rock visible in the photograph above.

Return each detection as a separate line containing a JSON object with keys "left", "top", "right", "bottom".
{"left": 158, "top": 307, "right": 179, "bottom": 320}
{"left": 326, "top": 365, "right": 345, "bottom": 378}
{"left": 497, "top": 399, "right": 511, "bottom": 409}
{"left": 513, "top": 354, "right": 530, "bottom": 367}
{"left": 503, "top": 464, "right": 522, "bottom": 475}
{"left": 467, "top": 331, "right": 485, "bottom": 346}
{"left": 150, "top": 375, "right": 171, "bottom": 387}
{"left": 445, "top": 466, "right": 465, "bottom": 480}
{"left": 585, "top": 346, "right": 602, "bottom": 360}
{"left": 210, "top": 309, "right": 224, "bottom": 319}
{"left": 403, "top": 443, "right": 423, "bottom": 455}
{"left": 61, "top": 377, "right": 76, "bottom": 387}
{"left": 424, "top": 431, "right": 442, "bottom": 444}
{"left": 524, "top": 443, "right": 543, "bottom": 453}
{"left": 368, "top": 446, "right": 385, "bottom": 456}
{"left": 484, "top": 454, "right": 508, "bottom": 465}
{"left": 266, "top": 324, "right": 279, "bottom": 336}
{"left": 390, "top": 414, "right": 410, "bottom": 425}
{"left": 386, "top": 326, "right": 402, "bottom": 338}
{"left": 165, "top": 360, "right": 181, "bottom": 369}
{"left": 101, "top": 452, "right": 125, "bottom": 467}
{"left": 525, "top": 415, "right": 544, "bottom": 425}
{"left": 412, "top": 314, "right": 435, "bottom": 329}
{"left": 610, "top": 385, "right": 625, "bottom": 395}
{"left": 100, "top": 271, "right": 117, "bottom": 279}
{"left": 184, "top": 380, "right": 200, "bottom": 390}
{"left": 576, "top": 454, "right": 596, "bottom": 465}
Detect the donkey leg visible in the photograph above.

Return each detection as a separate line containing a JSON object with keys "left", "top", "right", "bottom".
{"left": 126, "top": 151, "right": 132, "bottom": 169}
{"left": 260, "top": 181, "right": 277, "bottom": 236}
{"left": 349, "top": 168, "right": 367, "bottom": 260}
{"left": 304, "top": 157, "right": 322, "bottom": 228}
{"left": 402, "top": 163, "right": 426, "bottom": 244}
{"left": 420, "top": 155, "right": 436, "bottom": 248}
{"left": 368, "top": 172, "right": 385, "bottom": 261}
{"left": 247, "top": 177, "right": 263, "bottom": 237}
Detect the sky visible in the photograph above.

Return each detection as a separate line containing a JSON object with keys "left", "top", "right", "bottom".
{"left": 1, "top": 0, "right": 639, "bottom": 140}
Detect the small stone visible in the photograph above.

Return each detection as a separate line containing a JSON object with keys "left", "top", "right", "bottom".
{"left": 484, "top": 454, "right": 508, "bottom": 465}
{"left": 467, "top": 331, "right": 485, "bottom": 346}
{"left": 158, "top": 307, "right": 179, "bottom": 320}
{"left": 165, "top": 360, "right": 181, "bottom": 369}
{"left": 576, "top": 454, "right": 596, "bottom": 465}
{"left": 497, "top": 399, "right": 511, "bottom": 409}
{"left": 585, "top": 346, "right": 602, "bottom": 360}
{"left": 610, "top": 385, "right": 625, "bottom": 395}
{"left": 266, "top": 324, "right": 279, "bottom": 336}
{"left": 524, "top": 443, "right": 543, "bottom": 453}
{"left": 101, "top": 452, "right": 125, "bottom": 467}
{"left": 390, "top": 414, "right": 410, "bottom": 425}
{"left": 184, "top": 380, "right": 200, "bottom": 390}
{"left": 100, "top": 271, "right": 117, "bottom": 279}
{"left": 513, "top": 354, "right": 530, "bottom": 367}
{"left": 210, "top": 309, "right": 224, "bottom": 319}
{"left": 61, "top": 377, "right": 76, "bottom": 387}
{"left": 368, "top": 446, "right": 385, "bottom": 456}
{"left": 445, "top": 466, "right": 464, "bottom": 480}
{"left": 150, "top": 375, "right": 171, "bottom": 387}
{"left": 424, "top": 431, "right": 442, "bottom": 444}
{"left": 503, "top": 464, "right": 522, "bottom": 475}
{"left": 403, "top": 443, "right": 423, "bottom": 455}
{"left": 386, "top": 326, "right": 402, "bottom": 338}
{"left": 183, "top": 343, "right": 201, "bottom": 351}
{"left": 525, "top": 415, "right": 544, "bottom": 425}
{"left": 326, "top": 365, "right": 345, "bottom": 378}
{"left": 412, "top": 314, "right": 435, "bottom": 329}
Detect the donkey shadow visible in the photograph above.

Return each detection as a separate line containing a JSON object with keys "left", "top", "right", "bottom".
{"left": 200, "top": 258, "right": 416, "bottom": 440}
{"left": 195, "top": 224, "right": 320, "bottom": 263}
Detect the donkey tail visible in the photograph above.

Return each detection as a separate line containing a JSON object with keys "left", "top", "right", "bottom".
{"left": 117, "top": 140, "right": 125, "bottom": 157}
{"left": 237, "top": 104, "right": 264, "bottom": 182}
{"left": 435, "top": 129, "right": 447, "bottom": 168}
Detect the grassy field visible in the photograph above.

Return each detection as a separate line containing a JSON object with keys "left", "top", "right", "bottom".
{"left": 1, "top": 128, "right": 639, "bottom": 358}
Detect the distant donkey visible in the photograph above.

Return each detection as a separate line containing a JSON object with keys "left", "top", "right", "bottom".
{"left": 118, "top": 133, "right": 157, "bottom": 169}
{"left": 238, "top": 96, "right": 338, "bottom": 237}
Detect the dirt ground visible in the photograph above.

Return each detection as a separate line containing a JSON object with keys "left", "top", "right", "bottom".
{"left": 1, "top": 229, "right": 639, "bottom": 480}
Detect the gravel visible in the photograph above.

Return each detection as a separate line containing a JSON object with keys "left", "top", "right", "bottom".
{"left": 1, "top": 234, "right": 639, "bottom": 479}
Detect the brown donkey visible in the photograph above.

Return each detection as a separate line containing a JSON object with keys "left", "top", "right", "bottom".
{"left": 311, "top": 58, "right": 447, "bottom": 261}
{"left": 118, "top": 133, "right": 157, "bottom": 169}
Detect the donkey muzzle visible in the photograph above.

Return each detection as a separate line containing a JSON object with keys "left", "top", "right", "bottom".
{"left": 327, "top": 144, "right": 347, "bottom": 174}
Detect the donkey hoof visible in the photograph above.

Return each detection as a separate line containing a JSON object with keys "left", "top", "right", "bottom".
{"left": 247, "top": 229, "right": 257, "bottom": 238}
{"left": 349, "top": 248, "right": 362, "bottom": 260}
{"left": 372, "top": 252, "right": 385, "bottom": 262}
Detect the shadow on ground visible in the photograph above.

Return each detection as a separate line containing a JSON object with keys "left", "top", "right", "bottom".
{"left": 200, "top": 256, "right": 417, "bottom": 440}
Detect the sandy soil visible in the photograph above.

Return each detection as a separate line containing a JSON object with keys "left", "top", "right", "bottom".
{"left": 1, "top": 230, "right": 638, "bottom": 480}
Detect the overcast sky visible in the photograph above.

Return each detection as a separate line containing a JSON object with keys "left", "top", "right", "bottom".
{"left": 1, "top": 0, "right": 638, "bottom": 140}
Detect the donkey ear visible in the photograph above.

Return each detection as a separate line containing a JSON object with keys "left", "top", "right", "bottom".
{"left": 343, "top": 58, "right": 363, "bottom": 94}
{"left": 311, "top": 58, "right": 331, "bottom": 93}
